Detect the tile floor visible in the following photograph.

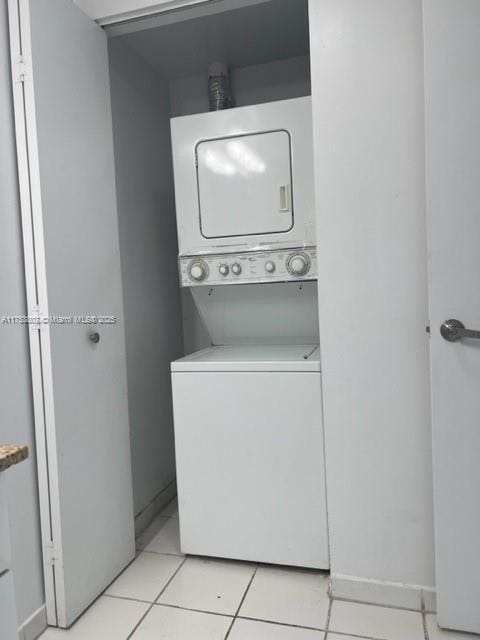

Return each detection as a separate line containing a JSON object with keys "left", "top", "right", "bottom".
{"left": 39, "top": 499, "right": 479, "bottom": 640}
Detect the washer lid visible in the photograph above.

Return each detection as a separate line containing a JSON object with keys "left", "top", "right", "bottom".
{"left": 171, "top": 344, "right": 320, "bottom": 372}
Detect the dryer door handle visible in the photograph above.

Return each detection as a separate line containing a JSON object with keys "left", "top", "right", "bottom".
{"left": 279, "top": 184, "right": 291, "bottom": 212}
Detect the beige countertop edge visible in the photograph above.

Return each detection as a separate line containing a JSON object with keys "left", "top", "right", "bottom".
{"left": 0, "top": 445, "right": 29, "bottom": 472}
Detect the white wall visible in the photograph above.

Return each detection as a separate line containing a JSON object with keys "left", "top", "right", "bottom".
{"left": 188, "top": 282, "right": 319, "bottom": 347}
{"left": 170, "top": 55, "right": 310, "bottom": 116}
{"left": 109, "top": 39, "right": 184, "bottom": 517}
{"left": 181, "top": 289, "right": 211, "bottom": 354}
{"left": 309, "top": 0, "right": 435, "bottom": 589}
{"left": 0, "top": 1, "right": 46, "bottom": 632}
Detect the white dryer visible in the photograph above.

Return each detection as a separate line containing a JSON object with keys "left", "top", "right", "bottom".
{"left": 171, "top": 344, "right": 329, "bottom": 569}
{"left": 170, "top": 97, "right": 317, "bottom": 286}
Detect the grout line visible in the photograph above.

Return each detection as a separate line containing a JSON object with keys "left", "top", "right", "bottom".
{"left": 126, "top": 556, "right": 187, "bottom": 639}
{"left": 327, "top": 632, "right": 377, "bottom": 639}
{"left": 155, "top": 602, "right": 233, "bottom": 619}
{"left": 421, "top": 593, "right": 430, "bottom": 640}
{"left": 233, "top": 565, "right": 258, "bottom": 616}
{"left": 324, "top": 595, "right": 333, "bottom": 639}
{"left": 330, "top": 595, "right": 424, "bottom": 614}
{"left": 236, "top": 614, "right": 327, "bottom": 633}
{"left": 224, "top": 564, "right": 258, "bottom": 639}
{"left": 138, "top": 549, "right": 185, "bottom": 558}
{"left": 103, "top": 593, "right": 153, "bottom": 605}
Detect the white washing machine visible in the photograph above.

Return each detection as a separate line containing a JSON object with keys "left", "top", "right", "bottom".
{"left": 171, "top": 344, "right": 329, "bottom": 569}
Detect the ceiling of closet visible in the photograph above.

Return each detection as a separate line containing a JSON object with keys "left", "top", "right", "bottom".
{"left": 118, "top": 0, "right": 309, "bottom": 79}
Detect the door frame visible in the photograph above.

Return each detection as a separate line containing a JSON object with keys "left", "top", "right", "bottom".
{"left": 8, "top": 0, "right": 63, "bottom": 626}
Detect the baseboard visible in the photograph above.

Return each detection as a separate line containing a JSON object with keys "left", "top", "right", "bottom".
{"left": 15, "top": 486, "right": 176, "bottom": 640}
{"left": 330, "top": 574, "right": 436, "bottom": 613}
{"left": 18, "top": 604, "right": 47, "bottom": 640}
{"left": 134, "top": 480, "right": 177, "bottom": 536}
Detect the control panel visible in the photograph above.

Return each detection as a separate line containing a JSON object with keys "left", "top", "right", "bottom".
{"left": 179, "top": 247, "right": 317, "bottom": 287}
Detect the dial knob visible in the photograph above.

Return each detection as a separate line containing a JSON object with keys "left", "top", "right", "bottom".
{"left": 231, "top": 263, "right": 242, "bottom": 275}
{"left": 219, "top": 264, "right": 229, "bottom": 276}
{"left": 265, "top": 260, "right": 276, "bottom": 273}
{"left": 189, "top": 261, "right": 208, "bottom": 281}
{"left": 287, "top": 252, "right": 310, "bottom": 276}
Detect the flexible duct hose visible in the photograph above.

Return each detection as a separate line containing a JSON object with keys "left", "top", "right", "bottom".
{"left": 208, "top": 62, "right": 233, "bottom": 111}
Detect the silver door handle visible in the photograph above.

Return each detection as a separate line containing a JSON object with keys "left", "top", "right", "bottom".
{"left": 440, "top": 319, "right": 480, "bottom": 342}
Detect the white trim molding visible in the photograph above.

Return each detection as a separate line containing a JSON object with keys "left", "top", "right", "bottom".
{"left": 74, "top": 0, "right": 210, "bottom": 23}
{"left": 74, "top": 0, "right": 270, "bottom": 25}
{"left": 330, "top": 574, "right": 436, "bottom": 613}
{"left": 18, "top": 605, "right": 47, "bottom": 640}
{"left": 134, "top": 482, "right": 177, "bottom": 536}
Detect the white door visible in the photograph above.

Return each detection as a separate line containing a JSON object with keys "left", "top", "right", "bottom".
{"left": 197, "top": 131, "right": 293, "bottom": 238}
{"left": 8, "top": 0, "right": 134, "bottom": 628}
{"left": 424, "top": 0, "right": 480, "bottom": 633}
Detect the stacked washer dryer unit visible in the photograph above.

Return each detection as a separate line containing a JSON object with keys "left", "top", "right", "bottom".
{"left": 170, "top": 97, "right": 329, "bottom": 569}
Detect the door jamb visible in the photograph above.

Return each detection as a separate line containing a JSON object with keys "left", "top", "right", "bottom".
{"left": 7, "top": 0, "right": 64, "bottom": 627}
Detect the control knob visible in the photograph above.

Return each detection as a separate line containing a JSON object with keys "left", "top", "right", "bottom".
{"left": 189, "top": 260, "right": 208, "bottom": 282}
{"left": 287, "top": 252, "right": 310, "bottom": 277}
{"left": 265, "top": 261, "right": 276, "bottom": 273}
{"left": 219, "top": 264, "right": 229, "bottom": 276}
{"left": 231, "top": 263, "right": 242, "bottom": 275}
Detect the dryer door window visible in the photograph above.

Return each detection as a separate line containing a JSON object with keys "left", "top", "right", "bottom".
{"left": 196, "top": 130, "right": 293, "bottom": 239}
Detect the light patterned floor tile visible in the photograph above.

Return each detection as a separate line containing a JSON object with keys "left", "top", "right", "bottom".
{"left": 329, "top": 600, "right": 424, "bottom": 640}
{"left": 426, "top": 614, "right": 480, "bottom": 639}
{"left": 38, "top": 596, "right": 148, "bottom": 639}
{"left": 239, "top": 566, "right": 329, "bottom": 630}
{"left": 229, "top": 618, "right": 325, "bottom": 639}
{"left": 105, "top": 552, "right": 183, "bottom": 602}
{"left": 131, "top": 604, "right": 231, "bottom": 639}
{"left": 158, "top": 557, "right": 255, "bottom": 615}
